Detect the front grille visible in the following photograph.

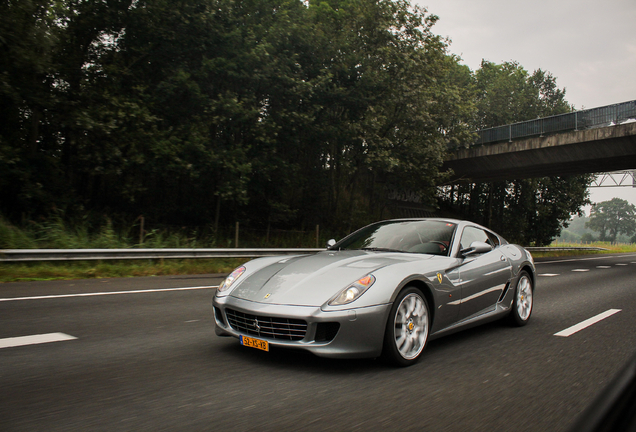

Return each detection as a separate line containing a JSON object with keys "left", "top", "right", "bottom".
{"left": 225, "top": 308, "right": 307, "bottom": 341}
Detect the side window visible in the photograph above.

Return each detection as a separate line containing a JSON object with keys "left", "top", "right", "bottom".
{"left": 459, "top": 227, "right": 491, "bottom": 251}
{"left": 486, "top": 231, "right": 500, "bottom": 247}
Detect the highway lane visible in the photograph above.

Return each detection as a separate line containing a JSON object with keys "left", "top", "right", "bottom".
{"left": 1, "top": 255, "right": 635, "bottom": 431}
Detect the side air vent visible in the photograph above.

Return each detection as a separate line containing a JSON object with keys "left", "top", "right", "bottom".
{"left": 213, "top": 306, "right": 226, "bottom": 326}
{"left": 498, "top": 282, "right": 511, "bottom": 303}
{"left": 314, "top": 322, "right": 341, "bottom": 342}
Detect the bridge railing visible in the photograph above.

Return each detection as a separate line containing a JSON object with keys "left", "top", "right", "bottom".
{"left": 474, "top": 100, "right": 636, "bottom": 146}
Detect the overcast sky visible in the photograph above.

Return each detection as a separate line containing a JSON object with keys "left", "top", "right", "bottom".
{"left": 417, "top": 0, "right": 636, "bottom": 110}
{"left": 587, "top": 180, "right": 636, "bottom": 213}
{"left": 416, "top": 0, "right": 636, "bottom": 209}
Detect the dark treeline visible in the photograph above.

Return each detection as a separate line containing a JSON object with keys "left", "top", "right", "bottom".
{"left": 439, "top": 61, "right": 594, "bottom": 246}
{"left": 0, "top": 0, "right": 590, "bottom": 245}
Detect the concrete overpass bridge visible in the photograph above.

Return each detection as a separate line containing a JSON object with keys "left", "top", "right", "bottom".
{"left": 443, "top": 100, "right": 636, "bottom": 182}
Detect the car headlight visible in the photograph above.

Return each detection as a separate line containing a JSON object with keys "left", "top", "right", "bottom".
{"left": 217, "top": 266, "right": 246, "bottom": 295}
{"left": 329, "top": 274, "right": 376, "bottom": 306}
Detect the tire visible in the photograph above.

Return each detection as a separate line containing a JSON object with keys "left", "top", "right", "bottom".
{"left": 382, "top": 287, "right": 430, "bottom": 367}
{"left": 508, "top": 270, "right": 533, "bottom": 326}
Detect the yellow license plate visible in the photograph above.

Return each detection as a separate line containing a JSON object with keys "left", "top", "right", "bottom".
{"left": 240, "top": 335, "right": 269, "bottom": 352}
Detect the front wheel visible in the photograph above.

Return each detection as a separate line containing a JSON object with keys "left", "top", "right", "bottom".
{"left": 508, "top": 271, "right": 533, "bottom": 326}
{"left": 382, "top": 287, "right": 430, "bottom": 367}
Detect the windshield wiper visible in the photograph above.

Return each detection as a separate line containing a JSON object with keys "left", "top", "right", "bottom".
{"left": 360, "top": 247, "right": 404, "bottom": 253}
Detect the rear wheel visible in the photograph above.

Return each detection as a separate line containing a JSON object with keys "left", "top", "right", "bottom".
{"left": 382, "top": 287, "right": 430, "bottom": 367}
{"left": 508, "top": 271, "right": 533, "bottom": 326}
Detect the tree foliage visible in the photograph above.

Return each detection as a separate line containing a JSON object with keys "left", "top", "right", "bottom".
{"left": 1, "top": 0, "right": 474, "bottom": 234}
{"left": 1, "top": 1, "right": 593, "bottom": 244}
{"left": 473, "top": 61, "right": 571, "bottom": 129}
{"left": 586, "top": 198, "right": 636, "bottom": 243}
{"left": 440, "top": 61, "right": 592, "bottom": 246}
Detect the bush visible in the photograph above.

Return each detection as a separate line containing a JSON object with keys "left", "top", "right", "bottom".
{"left": 580, "top": 233, "right": 596, "bottom": 243}
{"left": 0, "top": 217, "right": 36, "bottom": 248}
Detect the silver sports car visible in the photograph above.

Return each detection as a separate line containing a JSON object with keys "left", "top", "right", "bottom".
{"left": 213, "top": 218, "right": 535, "bottom": 366}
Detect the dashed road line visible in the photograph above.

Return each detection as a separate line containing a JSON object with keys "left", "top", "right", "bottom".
{"left": 538, "top": 262, "right": 634, "bottom": 275}
{"left": 0, "top": 332, "right": 77, "bottom": 349}
{"left": 554, "top": 309, "right": 622, "bottom": 337}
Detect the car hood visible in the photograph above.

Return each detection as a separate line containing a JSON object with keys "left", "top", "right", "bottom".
{"left": 229, "top": 250, "right": 432, "bottom": 306}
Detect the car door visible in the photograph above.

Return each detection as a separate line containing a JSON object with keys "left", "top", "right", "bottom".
{"left": 455, "top": 226, "right": 512, "bottom": 321}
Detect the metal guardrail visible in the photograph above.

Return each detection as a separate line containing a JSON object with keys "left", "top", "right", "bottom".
{"left": 0, "top": 248, "right": 324, "bottom": 262}
{"left": 526, "top": 247, "right": 608, "bottom": 252}
{"left": 474, "top": 100, "right": 636, "bottom": 146}
{"left": 0, "top": 246, "right": 608, "bottom": 262}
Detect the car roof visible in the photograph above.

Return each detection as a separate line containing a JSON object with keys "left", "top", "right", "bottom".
{"left": 377, "top": 218, "right": 470, "bottom": 226}
{"left": 374, "top": 218, "right": 503, "bottom": 237}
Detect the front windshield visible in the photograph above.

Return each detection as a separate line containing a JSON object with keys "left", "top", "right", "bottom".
{"left": 333, "top": 220, "right": 456, "bottom": 256}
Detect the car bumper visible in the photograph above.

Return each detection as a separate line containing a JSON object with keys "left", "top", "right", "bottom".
{"left": 213, "top": 295, "right": 391, "bottom": 359}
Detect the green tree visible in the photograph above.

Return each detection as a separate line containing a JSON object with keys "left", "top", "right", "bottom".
{"left": 581, "top": 233, "right": 596, "bottom": 243}
{"left": 0, "top": 0, "right": 64, "bottom": 218}
{"left": 441, "top": 61, "right": 592, "bottom": 245}
{"left": 0, "top": 0, "right": 477, "bottom": 238}
{"left": 586, "top": 198, "right": 636, "bottom": 243}
{"left": 240, "top": 0, "right": 474, "bottom": 231}
{"left": 473, "top": 61, "right": 571, "bottom": 129}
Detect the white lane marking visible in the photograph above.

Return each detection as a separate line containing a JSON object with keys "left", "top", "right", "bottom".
{"left": 0, "top": 332, "right": 77, "bottom": 349}
{"left": 539, "top": 273, "right": 560, "bottom": 277}
{"left": 554, "top": 309, "right": 622, "bottom": 337}
{"left": 0, "top": 285, "right": 219, "bottom": 302}
{"left": 616, "top": 263, "right": 628, "bottom": 266}
{"left": 572, "top": 269, "right": 590, "bottom": 272}
{"left": 596, "top": 266, "right": 612, "bottom": 269}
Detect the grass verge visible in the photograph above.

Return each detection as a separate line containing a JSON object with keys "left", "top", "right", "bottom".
{"left": 0, "top": 258, "right": 248, "bottom": 283}
{"left": 2, "top": 243, "right": 635, "bottom": 283}
{"left": 530, "top": 242, "right": 636, "bottom": 258}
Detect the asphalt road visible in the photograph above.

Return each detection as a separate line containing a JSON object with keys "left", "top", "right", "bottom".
{"left": 1, "top": 254, "right": 635, "bottom": 432}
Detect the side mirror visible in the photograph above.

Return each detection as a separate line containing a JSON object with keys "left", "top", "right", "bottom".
{"left": 326, "top": 239, "right": 337, "bottom": 249}
{"left": 461, "top": 241, "right": 492, "bottom": 257}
